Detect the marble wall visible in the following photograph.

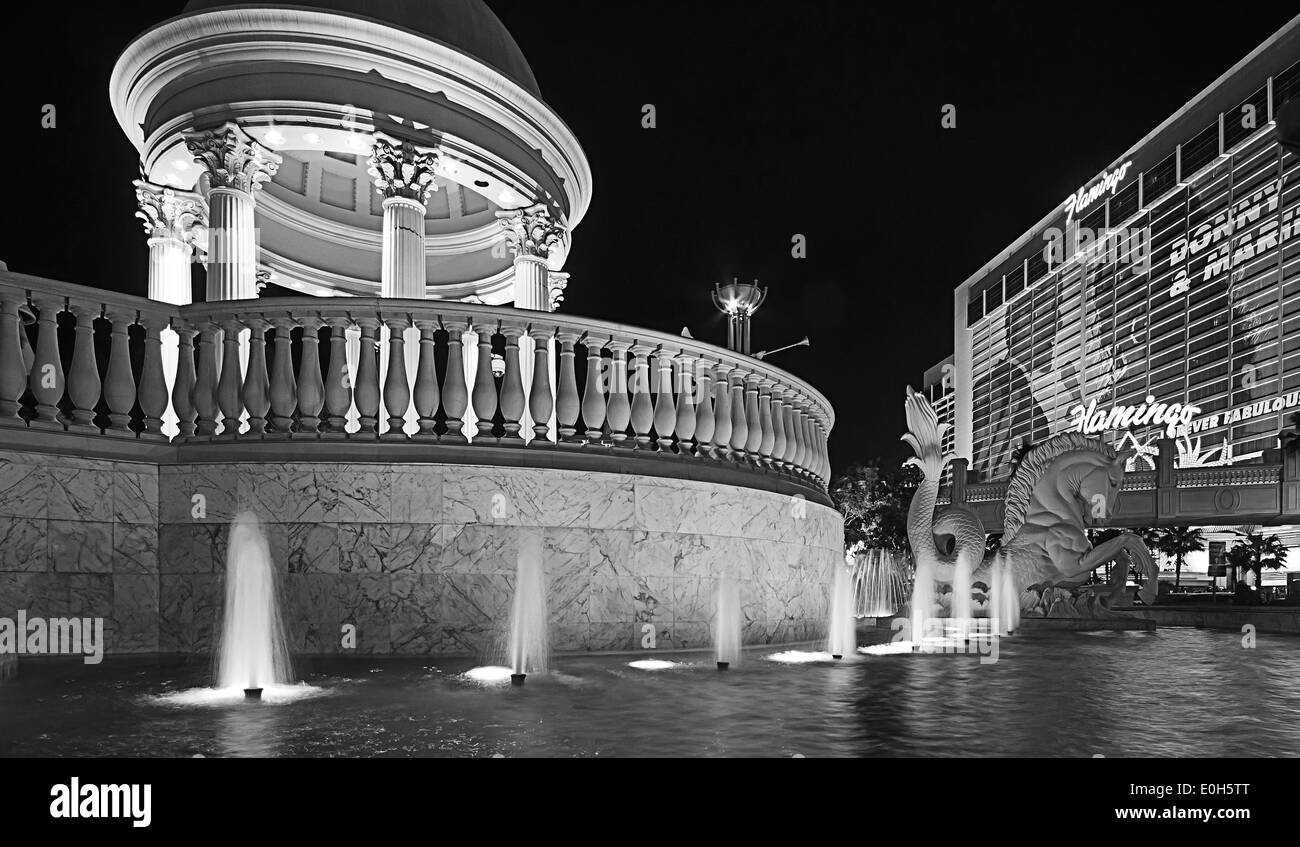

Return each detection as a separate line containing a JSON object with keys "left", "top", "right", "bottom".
{"left": 0, "top": 450, "right": 160, "bottom": 653}
{"left": 0, "top": 449, "right": 845, "bottom": 659}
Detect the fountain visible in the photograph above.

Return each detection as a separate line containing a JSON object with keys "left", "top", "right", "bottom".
{"left": 508, "top": 530, "right": 549, "bottom": 685}
{"left": 909, "top": 556, "right": 935, "bottom": 646}
{"left": 216, "top": 512, "right": 292, "bottom": 695}
{"left": 714, "top": 573, "right": 741, "bottom": 669}
{"left": 827, "top": 563, "right": 856, "bottom": 659}
{"left": 851, "top": 548, "right": 908, "bottom": 617}
{"left": 951, "top": 553, "right": 974, "bottom": 622}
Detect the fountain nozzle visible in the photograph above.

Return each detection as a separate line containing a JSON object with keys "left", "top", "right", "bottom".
{"left": 716, "top": 662, "right": 729, "bottom": 670}
{"left": 510, "top": 673, "right": 527, "bottom": 686}
{"left": 244, "top": 687, "right": 263, "bottom": 700}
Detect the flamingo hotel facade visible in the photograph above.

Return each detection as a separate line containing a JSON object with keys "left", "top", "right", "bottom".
{"left": 953, "top": 15, "right": 1300, "bottom": 483}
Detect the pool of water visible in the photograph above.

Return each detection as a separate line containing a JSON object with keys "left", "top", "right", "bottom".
{"left": 2, "top": 627, "right": 1297, "bottom": 757}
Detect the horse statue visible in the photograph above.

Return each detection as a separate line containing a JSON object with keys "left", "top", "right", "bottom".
{"left": 902, "top": 387, "right": 1157, "bottom": 616}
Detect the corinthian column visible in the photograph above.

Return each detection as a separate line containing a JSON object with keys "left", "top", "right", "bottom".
{"left": 497, "top": 205, "right": 566, "bottom": 441}
{"left": 368, "top": 137, "right": 437, "bottom": 299}
{"left": 135, "top": 180, "right": 207, "bottom": 439}
{"left": 185, "top": 124, "right": 280, "bottom": 302}
{"left": 496, "top": 203, "right": 566, "bottom": 311}
{"left": 369, "top": 137, "right": 436, "bottom": 436}
{"left": 135, "top": 181, "right": 205, "bottom": 305}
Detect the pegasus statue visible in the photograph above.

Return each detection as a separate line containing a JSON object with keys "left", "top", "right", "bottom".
{"left": 902, "top": 388, "right": 1157, "bottom": 616}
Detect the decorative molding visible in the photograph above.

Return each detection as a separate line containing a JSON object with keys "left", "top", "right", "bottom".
{"left": 109, "top": 9, "right": 591, "bottom": 227}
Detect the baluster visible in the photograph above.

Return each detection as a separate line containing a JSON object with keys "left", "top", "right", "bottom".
{"left": 800, "top": 407, "right": 811, "bottom": 480}
{"left": 441, "top": 322, "right": 469, "bottom": 443}
{"left": 382, "top": 315, "right": 411, "bottom": 440}
{"left": 172, "top": 322, "right": 198, "bottom": 440}
{"left": 757, "top": 378, "right": 776, "bottom": 466}
{"left": 217, "top": 317, "right": 245, "bottom": 437}
{"left": 66, "top": 303, "right": 101, "bottom": 433}
{"left": 413, "top": 318, "right": 440, "bottom": 440}
{"left": 499, "top": 323, "right": 527, "bottom": 442}
{"left": 322, "top": 318, "right": 352, "bottom": 437}
{"left": 242, "top": 318, "right": 271, "bottom": 435}
{"left": 267, "top": 318, "right": 298, "bottom": 434}
{"left": 743, "top": 374, "right": 762, "bottom": 461}
{"left": 353, "top": 318, "right": 381, "bottom": 436}
{"left": 103, "top": 309, "right": 137, "bottom": 435}
{"left": 555, "top": 331, "right": 580, "bottom": 443}
{"left": 580, "top": 335, "right": 608, "bottom": 444}
{"left": 653, "top": 349, "right": 676, "bottom": 450}
{"left": 27, "top": 296, "right": 64, "bottom": 429}
{"left": 814, "top": 420, "right": 829, "bottom": 484}
{"left": 0, "top": 298, "right": 26, "bottom": 424}
{"left": 471, "top": 322, "right": 498, "bottom": 442}
{"left": 711, "top": 364, "right": 732, "bottom": 459}
{"left": 528, "top": 326, "right": 554, "bottom": 445}
{"left": 137, "top": 314, "right": 170, "bottom": 440}
{"left": 790, "top": 402, "right": 800, "bottom": 475}
{"left": 192, "top": 321, "right": 220, "bottom": 437}
{"left": 674, "top": 351, "right": 697, "bottom": 456}
{"left": 628, "top": 343, "right": 654, "bottom": 449}
{"left": 693, "top": 358, "right": 714, "bottom": 456}
{"left": 605, "top": 340, "right": 631, "bottom": 446}
{"left": 728, "top": 369, "right": 748, "bottom": 459}
{"left": 770, "top": 385, "right": 788, "bottom": 469}
{"left": 780, "top": 396, "right": 798, "bottom": 470}
{"left": 295, "top": 317, "right": 324, "bottom": 436}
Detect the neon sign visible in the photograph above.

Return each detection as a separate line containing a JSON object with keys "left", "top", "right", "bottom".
{"left": 1070, "top": 395, "right": 1201, "bottom": 438}
{"left": 1064, "top": 160, "right": 1132, "bottom": 224}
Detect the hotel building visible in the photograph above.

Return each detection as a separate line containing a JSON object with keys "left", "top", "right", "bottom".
{"left": 954, "top": 15, "right": 1300, "bottom": 483}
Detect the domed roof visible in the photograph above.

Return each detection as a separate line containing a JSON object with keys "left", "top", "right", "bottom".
{"left": 180, "top": 0, "right": 541, "bottom": 96}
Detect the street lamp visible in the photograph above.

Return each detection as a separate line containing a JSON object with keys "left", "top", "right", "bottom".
{"left": 712, "top": 278, "right": 767, "bottom": 354}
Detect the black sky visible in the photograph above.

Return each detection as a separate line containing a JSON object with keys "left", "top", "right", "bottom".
{"left": 2, "top": 1, "right": 1297, "bottom": 474}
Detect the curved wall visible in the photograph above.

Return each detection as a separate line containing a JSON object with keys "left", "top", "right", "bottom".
{"left": 0, "top": 449, "right": 844, "bottom": 658}
{"left": 158, "top": 461, "right": 844, "bottom": 657}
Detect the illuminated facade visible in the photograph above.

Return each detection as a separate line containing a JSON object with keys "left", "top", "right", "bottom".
{"left": 955, "top": 16, "right": 1300, "bottom": 482}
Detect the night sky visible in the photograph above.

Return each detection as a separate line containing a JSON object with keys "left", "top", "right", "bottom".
{"left": 3, "top": 1, "right": 1298, "bottom": 474}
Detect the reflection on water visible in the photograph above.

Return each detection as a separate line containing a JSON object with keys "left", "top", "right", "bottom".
{"left": 1, "top": 629, "right": 1298, "bottom": 757}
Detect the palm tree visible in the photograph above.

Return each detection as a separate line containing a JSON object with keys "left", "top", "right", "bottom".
{"left": 1227, "top": 532, "right": 1289, "bottom": 590}
{"left": 1151, "top": 527, "right": 1206, "bottom": 590}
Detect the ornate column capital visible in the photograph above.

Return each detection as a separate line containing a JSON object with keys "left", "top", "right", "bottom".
{"left": 547, "top": 271, "right": 570, "bottom": 311}
{"left": 496, "top": 203, "right": 567, "bottom": 262}
{"left": 367, "top": 137, "right": 439, "bottom": 203}
{"left": 184, "top": 124, "right": 281, "bottom": 194}
{"left": 134, "top": 180, "right": 206, "bottom": 243}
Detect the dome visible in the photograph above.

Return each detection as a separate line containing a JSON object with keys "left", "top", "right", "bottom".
{"left": 180, "top": 0, "right": 541, "bottom": 96}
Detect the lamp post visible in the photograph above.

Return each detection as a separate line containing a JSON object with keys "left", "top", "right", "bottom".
{"left": 712, "top": 278, "right": 767, "bottom": 354}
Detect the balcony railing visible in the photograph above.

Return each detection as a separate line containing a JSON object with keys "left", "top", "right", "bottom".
{"left": 0, "top": 269, "right": 833, "bottom": 494}
{"left": 938, "top": 446, "right": 1300, "bottom": 527}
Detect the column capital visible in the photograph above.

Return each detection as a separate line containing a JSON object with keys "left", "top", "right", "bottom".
{"left": 184, "top": 124, "right": 281, "bottom": 194}
{"left": 547, "top": 271, "right": 570, "bottom": 311}
{"left": 496, "top": 203, "right": 567, "bottom": 262}
{"left": 134, "top": 180, "right": 206, "bottom": 243}
{"left": 367, "top": 136, "right": 439, "bottom": 203}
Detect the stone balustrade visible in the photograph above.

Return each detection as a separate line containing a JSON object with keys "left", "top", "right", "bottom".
{"left": 0, "top": 270, "right": 833, "bottom": 494}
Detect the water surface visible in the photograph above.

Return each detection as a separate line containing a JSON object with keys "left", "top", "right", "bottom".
{"left": 1, "top": 628, "right": 1295, "bottom": 757}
